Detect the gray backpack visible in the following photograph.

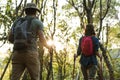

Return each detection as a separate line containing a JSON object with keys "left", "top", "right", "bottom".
{"left": 13, "top": 17, "right": 34, "bottom": 50}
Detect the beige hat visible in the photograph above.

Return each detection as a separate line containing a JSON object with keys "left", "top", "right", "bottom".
{"left": 25, "top": 3, "right": 40, "bottom": 12}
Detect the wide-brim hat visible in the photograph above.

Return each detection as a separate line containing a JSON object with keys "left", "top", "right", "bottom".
{"left": 25, "top": 3, "right": 40, "bottom": 13}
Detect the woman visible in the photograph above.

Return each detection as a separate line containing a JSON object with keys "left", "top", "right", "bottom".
{"left": 74, "top": 24, "right": 102, "bottom": 80}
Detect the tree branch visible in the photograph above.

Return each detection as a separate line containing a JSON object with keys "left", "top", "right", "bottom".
{"left": 102, "top": 0, "right": 111, "bottom": 20}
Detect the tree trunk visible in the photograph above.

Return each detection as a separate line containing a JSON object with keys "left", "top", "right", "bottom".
{"left": 38, "top": 45, "right": 44, "bottom": 80}
{"left": 58, "top": 65, "right": 63, "bottom": 80}
{"left": 98, "top": 0, "right": 114, "bottom": 79}
{"left": 46, "top": 48, "right": 54, "bottom": 80}
{"left": 99, "top": 43, "right": 114, "bottom": 80}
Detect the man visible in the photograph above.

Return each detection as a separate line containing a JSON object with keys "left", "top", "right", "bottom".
{"left": 74, "top": 24, "right": 102, "bottom": 80}
{"left": 9, "top": 3, "right": 49, "bottom": 80}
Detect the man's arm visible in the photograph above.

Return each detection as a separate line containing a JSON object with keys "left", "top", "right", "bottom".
{"left": 38, "top": 30, "right": 49, "bottom": 49}
{"left": 7, "top": 18, "right": 20, "bottom": 43}
{"left": 8, "top": 28, "right": 14, "bottom": 43}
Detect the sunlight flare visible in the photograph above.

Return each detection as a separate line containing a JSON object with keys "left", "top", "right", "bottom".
{"left": 47, "top": 40, "right": 54, "bottom": 46}
{"left": 47, "top": 39, "right": 65, "bottom": 51}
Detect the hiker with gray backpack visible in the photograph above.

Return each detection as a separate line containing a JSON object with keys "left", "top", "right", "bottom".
{"left": 74, "top": 24, "right": 102, "bottom": 80}
{"left": 8, "top": 3, "right": 49, "bottom": 80}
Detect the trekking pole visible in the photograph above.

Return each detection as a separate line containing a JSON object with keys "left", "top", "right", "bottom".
{"left": 0, "top": 53, "right": 12, "bottom": 80}
{"left": 73, "top": 54, "right": 76, "bottom": 80}
{"left": 98, "top": 56, "right": 103, "bottom": 80}
{"left": 100, "top": 57, "right": 104, "bottom": 80}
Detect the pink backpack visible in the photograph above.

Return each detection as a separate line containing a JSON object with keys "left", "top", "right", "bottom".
{"left": 81, "top": 36, "right": 94, "bottom": 56}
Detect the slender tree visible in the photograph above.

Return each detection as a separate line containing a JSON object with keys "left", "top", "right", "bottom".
{"left": 46, "top": 0, "right": 57, "bottom": 80}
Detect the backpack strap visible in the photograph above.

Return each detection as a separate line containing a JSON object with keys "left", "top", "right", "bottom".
{"left": 89, "top": 36, "right": 95, "bottom": 54}
{"left": 12, "top": 18, "right": 25, "bottom": 33}
{"left": 91, "top": 36, "right": 96, "bottom": 54}
{"left": 15, "top": 17, "right": 34, "bottom": 31}
{"left": 26, "top": 17, "right": 35, "bottom": 32}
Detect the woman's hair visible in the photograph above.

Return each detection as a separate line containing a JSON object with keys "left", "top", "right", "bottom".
{"left": 84, "top": 24, "right": 95, "bottom": 36}
{"left": 25, "top": 8, "right": 37, "bottom": 15}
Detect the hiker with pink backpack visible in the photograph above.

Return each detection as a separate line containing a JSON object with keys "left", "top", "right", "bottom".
{"left": 74, "top": 24, "right": 102, "bottom": 80}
